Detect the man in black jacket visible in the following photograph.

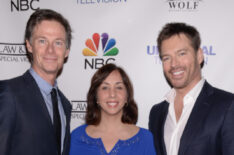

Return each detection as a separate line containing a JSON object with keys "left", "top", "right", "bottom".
{"left": 149, "top": 22, "right": 234, "bottom": 155}
{"left": 0, "top": 9, "right": 72, "bottom": 155}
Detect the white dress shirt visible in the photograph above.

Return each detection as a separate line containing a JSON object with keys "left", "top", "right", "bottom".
{"left": 164, "top": 78, "right": 205, "bottom": 155}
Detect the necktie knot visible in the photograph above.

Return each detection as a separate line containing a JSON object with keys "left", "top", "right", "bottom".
{"left": 51, "top": 88, "right": 58, "bottom": 104}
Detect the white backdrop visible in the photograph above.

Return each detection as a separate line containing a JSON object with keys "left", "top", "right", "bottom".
{"left": 1, "top": 0, "right": 234, "bottom": 131}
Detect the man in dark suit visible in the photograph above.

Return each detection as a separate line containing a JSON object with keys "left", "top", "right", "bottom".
{"left": 0, "top": 9, "right": 72, "bottom": 155}
{"left": 149, "top": 22, "right": 234, "bottom": 155}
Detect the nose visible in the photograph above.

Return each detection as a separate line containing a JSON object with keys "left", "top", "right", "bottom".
{"left": 109, "top": 88, "right": 116, "bottom": 98}
{"left": 171, "top": 57, "right": 179, "bottom": 68}
{"left": 47, "top": 42, "right": 54, "bottom": 53}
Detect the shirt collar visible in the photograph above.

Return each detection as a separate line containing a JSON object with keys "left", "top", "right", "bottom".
{"left": 29, "top": 68, "right": 58, "bottom": 95}
{"left": 165, "top": 78, "right": 205, "bottom": 105}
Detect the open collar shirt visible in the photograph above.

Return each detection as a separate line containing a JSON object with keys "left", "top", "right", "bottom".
{"left": 164, "top": 78, "right": 205, "bottom": 155}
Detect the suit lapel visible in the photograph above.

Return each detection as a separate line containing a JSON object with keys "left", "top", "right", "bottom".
{"left": 178, "top": 81, "right": 213, "bottom": 155}
{"left": 58, "top": 90, "right": 71, "bottom": 154}
{"left": 23, "top": 71, "right": 54, "bottom": 128}
{"left": 161, "top": 102, "right": 170, "bottom": 155}
{"left": 58, "top": 90, "right": 70, "bottom": 123}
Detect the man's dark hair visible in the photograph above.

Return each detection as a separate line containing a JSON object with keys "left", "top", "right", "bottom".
{"left": 157, "top": 22, "right": 201, "bottom": 58}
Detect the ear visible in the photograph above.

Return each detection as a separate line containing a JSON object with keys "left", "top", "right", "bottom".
{"left": 65, "top": 49, "right": 70, "bottom": 58}
{"left": 197, "top": 48, "right": 204, "bottom": 65}
{"left": 26, "top": 40, "right": 33, "bottom": 53}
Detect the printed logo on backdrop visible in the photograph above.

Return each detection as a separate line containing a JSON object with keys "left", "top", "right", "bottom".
{"left": 0, "top": 43, "right": 29, "bottom": 62}
{"left": 77, "top": 0, "right": 127, "bottom": 5}
{"left": 166, "top": 0, "right": 202, "bottom": 12}
{"left": 71, "top": 100, "right": 87, "bottom": 122}
{"left": 147, "top": 45, "right": 216, "bottom": 65}
{"left": 83, "top": 33, "right": 119, "bottom": 69}
{"left": 11, "top": 0, "right": 40, "bottom": 12}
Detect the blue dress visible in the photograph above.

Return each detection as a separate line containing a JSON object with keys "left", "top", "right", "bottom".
{"left": 70, "top": 124, "right": 156, "bottom": 155}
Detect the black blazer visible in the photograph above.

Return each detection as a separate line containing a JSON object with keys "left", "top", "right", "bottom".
{"left": 149, "top": 81, "right": 234, "bottom": 155}
{"left": 0, "top": 71, "right": 71, "bottom": 155}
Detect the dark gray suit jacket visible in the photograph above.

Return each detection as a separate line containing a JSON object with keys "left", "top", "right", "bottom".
{"left": 149, "top": 81, "right": 234, "bottom": 155}
{"left": 0, "top": 71, "right": 71, "bottom": 155}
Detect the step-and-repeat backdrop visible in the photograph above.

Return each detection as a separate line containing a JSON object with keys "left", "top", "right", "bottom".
{"left": 1, "top": 0, "right": 234, "bottom": 131}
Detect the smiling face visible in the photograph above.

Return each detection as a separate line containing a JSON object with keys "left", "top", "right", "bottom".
{"left": 26, "top": 20, "right": 69, "bottom": 84}
{"left": 97, "top": 70, "right": 127, "bottom": 118}
{"left": 161, "top": 33, "right": 203, "bottom": 93}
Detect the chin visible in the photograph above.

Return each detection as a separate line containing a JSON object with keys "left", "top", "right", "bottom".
{"left": 44, "top": 69, "right": 59, "bottom": 74}
{"left": 171, "top": 81, "right": 187, "bottom": 89}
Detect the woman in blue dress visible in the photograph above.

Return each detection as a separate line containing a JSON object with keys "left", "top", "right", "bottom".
{"left": 70, "top": 63, "right": 156, "bottom": 155}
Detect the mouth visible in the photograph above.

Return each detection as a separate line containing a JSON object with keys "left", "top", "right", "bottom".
{"left": 107, "top": 102, "right": 118, "bottom": 107}
{"left": 44, "top": 57, "right": 57, "bottom": 62}
{"left": 172, "top": 70, "right": 184, "bottom": 76}
{"left": 170, "top": 68, "right": 185, "bottom": 79}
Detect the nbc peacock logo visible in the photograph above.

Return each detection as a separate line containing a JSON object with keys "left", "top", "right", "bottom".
{"left": 83, "top": 33, "right": 118, "bottom": 69}
{"left": 82, "top": 33, "right": 119, "bottom": 56}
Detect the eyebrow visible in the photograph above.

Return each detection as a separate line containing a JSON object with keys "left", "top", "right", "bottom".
{"left": 176, "top": 48, "right": 188, "bottom": 53}
{"left": 101, "top": 81, "right": 124, "bottom": 85}
{"left": 34, "top": 36, "right": 46, "bottom": 39}
{"left": 55, "top": 38, "right": 66, "bottom": 42}
{"left": 161, "top": 48, "right": 188, "bottom": 57}
{"left": 34, "top": 36, "right": 66, "bottom": 41}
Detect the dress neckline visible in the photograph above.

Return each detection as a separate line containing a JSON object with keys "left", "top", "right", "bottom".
{"left": 81, "top": 124, "right": 142, "bottom": 154}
